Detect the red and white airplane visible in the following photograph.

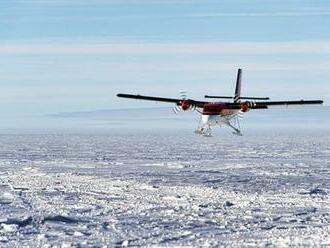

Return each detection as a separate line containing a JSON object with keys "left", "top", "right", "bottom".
{"left": 117, "top": 69, "right": 323, "bottom": 136}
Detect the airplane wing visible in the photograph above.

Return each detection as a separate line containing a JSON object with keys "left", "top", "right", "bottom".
{"left": 117, "top": 94, "right": 323, "bottom": 110}
{"left": 225, "top": 100, "right": 323, "bottom": 110}
{"left": 117, "top": 93, "right": 208, "bottom": 108}
{"left": 253, "top": 100, "right": 323, "bottom": 107}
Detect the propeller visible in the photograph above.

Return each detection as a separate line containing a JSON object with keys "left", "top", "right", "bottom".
{"left": 179, "top": 90, "right": 187, "bottom": 100}
{"left": 172, "top": 90, "right": 196, "bottom": 114}
{"left": 237, "top": 110, "right": 244, "bottom": 118}
{"left": 237, "top": 101, "right": 256, "bottom": 118}
{"left": 172, "top": 105, "right": 181, "bottom": 114}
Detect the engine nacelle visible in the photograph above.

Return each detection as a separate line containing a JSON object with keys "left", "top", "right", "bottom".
{"left": 240, "top": 101, "right": 250, "bottom": 112}
{"left": 181, "top": 100, "right": 192, "bottom": 111}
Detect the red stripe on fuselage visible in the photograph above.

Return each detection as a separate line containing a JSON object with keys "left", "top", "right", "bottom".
{"left": 202, "top": 102, "right": 234, "bottom": 116}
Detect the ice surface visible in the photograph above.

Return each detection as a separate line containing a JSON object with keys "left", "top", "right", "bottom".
{"left": 0, "top": 131, "right": 329, "bottom": 247}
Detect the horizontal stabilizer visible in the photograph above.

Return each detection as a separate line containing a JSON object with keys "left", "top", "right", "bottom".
{"left": 228, "top": 104, "right": 268, "bottom": 110}
{"left": 205, "top": 95, "right": 270, "bottom": 100}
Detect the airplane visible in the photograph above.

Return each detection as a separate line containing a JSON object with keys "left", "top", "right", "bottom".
{"left": 117, "top": 69, "right": 323, "bottom": 136}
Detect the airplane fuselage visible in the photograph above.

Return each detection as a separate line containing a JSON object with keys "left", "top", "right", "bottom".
{"left": 201, "top": 102, "right": 238, "bottom": 126}
{"left": 202, "top": 102, "right": 236, "bottom": 115}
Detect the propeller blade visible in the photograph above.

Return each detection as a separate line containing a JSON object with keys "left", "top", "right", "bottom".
{"left": 237, "top": 110, "right": 244, "bottom": 118}
{"left": 172, "top": 105, "right": 181, "bottom": 114}
{"left": 179, "top": 90, "right": 187, "bottom": 99}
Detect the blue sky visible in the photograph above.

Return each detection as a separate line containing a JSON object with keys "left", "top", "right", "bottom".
{"left": 0, "top": 0, "right": 329, "bottom": 129}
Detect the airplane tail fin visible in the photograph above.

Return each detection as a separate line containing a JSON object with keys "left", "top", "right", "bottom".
{"left": 205, "top": 68, "right": 270, "bottom": 101}
{"left": 234, "top": 68, "right": 242, "bottom": 103}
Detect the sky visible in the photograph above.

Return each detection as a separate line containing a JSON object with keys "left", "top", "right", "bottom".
{"left": 0, "top": 0, "right": 329, "bottom": 129}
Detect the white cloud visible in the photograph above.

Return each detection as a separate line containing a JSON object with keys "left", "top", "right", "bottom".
{"left": 1, "top": 40, "right": 330, "bottom": 55}
{"left": 188, "top": 11, "right": 330, "bottom": 18}
{"left": 14, "top": 0, "right": 224, "bottom": 6}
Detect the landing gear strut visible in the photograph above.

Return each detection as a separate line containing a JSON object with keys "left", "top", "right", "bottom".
{"left": 194, "top": 115, "right": 243, "bottom": 137}
{"left": 224, "top": 116, "right": 243, "bottom": 136}
{"left": 194, "top": 125, "right": 212, "bottom": 137}
{"left": 195, "top": 118, "right": 213, "bottom": 137}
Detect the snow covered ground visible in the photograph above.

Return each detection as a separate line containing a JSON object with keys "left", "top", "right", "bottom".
{"left": 0, "top": 131, "right": 329, "bottom": 247}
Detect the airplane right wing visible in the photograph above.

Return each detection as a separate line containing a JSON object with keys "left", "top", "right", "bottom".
{"left": 254, "top": 100, "right": 323, "bottom": 107}
{"left": 224, "top": 100, "right": 323, "bottom": 110}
